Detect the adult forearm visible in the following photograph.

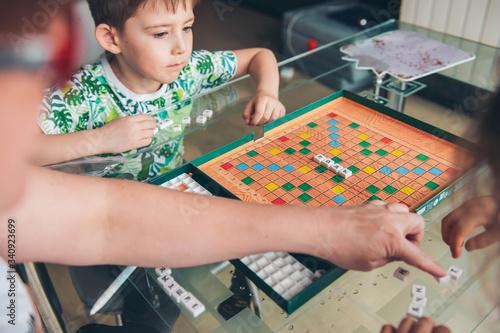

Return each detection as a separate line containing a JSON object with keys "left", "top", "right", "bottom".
{"left": 103, "top": 182, "right": 316, "bottom": 267}
{"left": 4, "top": 167, "right": 446, "bottom": 277}
{"left": 6, "top": 167, "right": 314, "bottom": 267}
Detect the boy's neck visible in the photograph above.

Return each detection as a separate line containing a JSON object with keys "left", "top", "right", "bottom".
{"left": 108, "top": 55, "right": 163, "bottom": 95}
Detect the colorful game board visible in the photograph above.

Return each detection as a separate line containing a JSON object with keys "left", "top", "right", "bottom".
{"left": 196, "top": 91, "right": 472, "bottom": 213}
{"left": 150, "top": 90, "right": 475, "bottom": 314}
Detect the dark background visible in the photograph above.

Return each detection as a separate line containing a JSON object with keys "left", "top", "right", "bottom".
{"left": 240, "top": 0, "right": 401, "bottom": 19}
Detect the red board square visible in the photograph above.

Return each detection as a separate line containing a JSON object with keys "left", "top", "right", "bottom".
{"left": 221, "top": 163, "right": 233, "bottom": 170}
{"left": 278, "top": 136, "right": 289, "bottom": 143}
{"left": 327, "top": 112, "right": 338, "bottom": 118}
{"left": 272, "top": 198, "right": 287, "bottom": 205}
{"left": 445, "top": 168, "right": 458, "bottom": 175}
{"left": 381, "top": 137, "right": 392, "bottom": 144}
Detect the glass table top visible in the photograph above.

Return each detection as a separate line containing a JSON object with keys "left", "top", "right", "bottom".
{"left": 80, "top": 19, "right": 500, "bottom": 332}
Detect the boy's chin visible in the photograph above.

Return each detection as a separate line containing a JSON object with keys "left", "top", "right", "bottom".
{"left": 158, "top": 74, "right": 183, "bottom": 85}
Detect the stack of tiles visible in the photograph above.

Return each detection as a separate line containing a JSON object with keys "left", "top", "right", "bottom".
{"left": 160, "top": 173, "right": 212, "bottom": 196}
{"left": 240, "top": 252, "right": 325, "bottom": 300}
{"left": 155, "top": 267, "right": 206, "bottom": 318}
{"left": 408, "top": 284, "right": 427, "bottom": 319}
{"left": 313, "top": 154, "right": 352, "bottom": 179}
{"left": 407, "top": 265, "right": 462, "bottom": 319}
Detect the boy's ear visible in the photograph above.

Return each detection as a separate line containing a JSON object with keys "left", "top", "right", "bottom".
{"left": 95, "top": 24, "right": 122, "bottom": 54}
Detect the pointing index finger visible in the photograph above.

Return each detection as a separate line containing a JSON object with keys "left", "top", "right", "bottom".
{"left": 399, "top": 236, "right": 447, "bottom": 277}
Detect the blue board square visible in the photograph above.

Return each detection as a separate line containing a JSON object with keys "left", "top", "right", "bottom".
{"left": 328, "top": 126, "right": 339, "bottom": 132}
{"left": 329, "top": 140, "right": 341, "bottom": 147}
{"left": 327, "top": 119, "right": 339, "bottom": 125}
{"left": 236, "top": 163, "right": 249, "bottom": 171}
{"left": 268, "top": 164, "right": 280, "bottom": 172}
{"left": 428, "top": 167, "right": 442, "bottom": 176}
{"left": 328, "top": 133, "right": 340, "bottom": 140}
{"left": 251, "top": 163, "right": 264, "bottom": 171}
{"left": 379, "top": 166, "right": 392, "bottom": 175}
{"left": 283, "top": 164, "right": 295, "bottom": 172}
{"left": 333, "top": 195, "right": 347, "bottom": 204}
{"left": 395, "top": 167, "right": 409, "bottom": 175}
{"left": 412, "top": 167, "right": 426, "bottom": 175}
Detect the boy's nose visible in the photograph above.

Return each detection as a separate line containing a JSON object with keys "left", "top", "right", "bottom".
{"left": 172, "top": 34, "right": 187, "bottom": 54}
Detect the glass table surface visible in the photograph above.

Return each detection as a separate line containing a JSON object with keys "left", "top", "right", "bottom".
{"left": 86, "top": 20, "right": 500, "bottom": 332}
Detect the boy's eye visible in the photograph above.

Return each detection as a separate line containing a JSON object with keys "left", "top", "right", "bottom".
{"left": 183, "top": 26, "right": 193, "bottom": 32}
{"left": 154, "top": 32, "right": 167, "bottom": 38}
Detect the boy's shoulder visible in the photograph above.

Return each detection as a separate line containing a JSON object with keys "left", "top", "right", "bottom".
{"left": 180, "top": 50, "right": 237, "bottom": 90}
{"left": 183, "top": 49, "right": 237, "bottom": 77}
{"left": 50, "top": 57, "right": 110, "bottom": 99}
{"left": 188, "top": 49, "right": 236, "bottom": 64}
{"left": 67, "top": 58, "right": 107, "bottom": 88}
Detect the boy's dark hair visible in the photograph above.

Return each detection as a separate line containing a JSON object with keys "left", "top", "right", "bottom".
{"left": 87, "top": 0, "right": 199, "bottom": 31}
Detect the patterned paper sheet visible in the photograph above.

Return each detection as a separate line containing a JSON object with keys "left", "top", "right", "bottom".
{"left": 340, "top": 30, "right": 475, "bottom": 81}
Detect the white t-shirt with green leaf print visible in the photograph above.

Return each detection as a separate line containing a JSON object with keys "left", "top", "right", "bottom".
{"left": 38, "top": 50, "right": 237, "bottom": 181}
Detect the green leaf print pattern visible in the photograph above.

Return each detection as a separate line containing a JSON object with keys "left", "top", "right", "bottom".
{"left": 81, "top": 72, "right": 109, "bottom": 97}
{"left": 64, "top": 88, "right": 85, "bottom": 106}
{"left": 207, "top": 74, "right": 227, "bottom": 87}
{"left": 51, "top": 109, "right": 73, "bottom": 133}
{"left": 105, "top": 108, "right": 120, "bottom": 123}
{"left": 137, "top": 153, "right": 155, "bottom": 181}
{"left": 93, "top": 121, "right": 104, "bottom": 129}
{"left": 74, "top": 113, "right": 90, "bottom": 132}
{"left": 152, "top": 97, "right": 166, "bottom": 108}
{"left": 170, "top": 90, "right": 184, "bottom": 104}
{"left": 195, "top": 55, "right": 214, "bottom": 75}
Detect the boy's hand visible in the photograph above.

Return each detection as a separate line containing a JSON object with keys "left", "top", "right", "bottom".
{"left": 442, "top": 196, "right": 500, "bottom": 258}
{"left": 99, "top": 114, "right": 156, "bottom": 153}
{"left": 243, "top": 92, "right": 285, "bottom": 126}
{"left": 381, "top": 317, "right": 451, "bottom": 333}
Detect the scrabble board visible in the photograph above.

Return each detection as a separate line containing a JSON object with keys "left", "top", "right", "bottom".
{"left": 150, "top": 90, "right": 475, "bottom": 313}
{"left": 194, "top": 90, "right": 473, "bottom": 214}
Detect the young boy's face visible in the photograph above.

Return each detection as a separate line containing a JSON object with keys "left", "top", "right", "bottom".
{"left": 115, "top": 1, "right": 194, "bottom": 86}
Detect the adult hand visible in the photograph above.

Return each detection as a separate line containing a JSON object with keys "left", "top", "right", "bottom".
{"left": 242, "top": 92, "right": 286, "bottom": 126}
{"left": 312, "top": 201, "right": 446, "bottom": 277}
{"left": 381, "top": 316, "right": 451, "bottom": 333}
{"left": 442, "top": 196, "right": 500, "bottom": 258}
{"left": 99, "top": 114, "right": 156, "bottom": 153}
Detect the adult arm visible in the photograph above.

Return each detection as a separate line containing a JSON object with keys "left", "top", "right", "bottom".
{"left": 3, "top": 167, "right": 445, "bottom": 277}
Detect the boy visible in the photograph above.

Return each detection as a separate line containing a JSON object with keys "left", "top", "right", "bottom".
{"left": 34, "top": 0, "right": 286, "bottom": 180}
